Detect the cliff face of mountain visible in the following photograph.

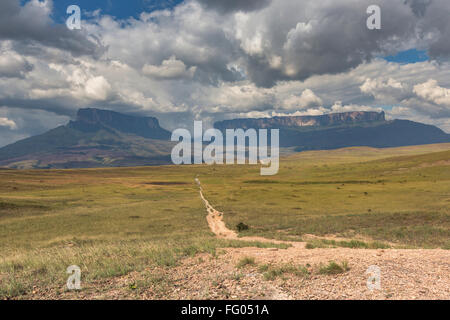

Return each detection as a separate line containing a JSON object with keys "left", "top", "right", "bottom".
{"left": 214, "top": 111, "right": 386, "bottom": 130}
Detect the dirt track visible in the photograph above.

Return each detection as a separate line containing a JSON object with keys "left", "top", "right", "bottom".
{"left": 198, "top": 178, "right": 238, "bottom": 240}
{"left": 198, "top": 178, "right": 303, "bottom": 247}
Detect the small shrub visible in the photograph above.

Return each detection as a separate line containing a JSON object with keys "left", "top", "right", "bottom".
{"left": 258, "top": 264, "right": 269, "bottom": 272}
{"left": 263, "top": 269, "right": 283, "bottom": 281}
{"left": 305, "top": 242, "right": 315, "bottom": 249}
{"left": 236, "top": 222, "right": 249, "bottom": 232}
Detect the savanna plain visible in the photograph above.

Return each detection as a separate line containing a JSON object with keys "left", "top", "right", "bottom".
{"left": 0, "top": 143, "right": 449, "bottom": 300}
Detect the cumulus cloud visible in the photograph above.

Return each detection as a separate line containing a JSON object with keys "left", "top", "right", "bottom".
{"left": 360, "top": 78, "right": 404, "bottom": 94}
{"left": 142, "top": 56, "right": 197, "bottom": 79}
{"left": 360, "top": 77, "right": 410, "bottom": 103}
{"left": 280, "top": 89, "right": 322, "bottom": 110}
{"left": 272, "top": 108, "right": 328, "bottom": 117}
{"left": 191, "top": 82, "right": 275, "bottom": 112}
{"left": 84, "top": 76, "right": 113, "bottom": 101}
{"left": 413, "top": 79, "right": 450, "bottom": 107}
{"left": 330, "top": 101, "right": 382, "bottom": 113}
{"left": 0, "top": 117, "right": 17, "bottom": 129}
{"left": 0, "top": 52, "right": 33, "bottom": 78}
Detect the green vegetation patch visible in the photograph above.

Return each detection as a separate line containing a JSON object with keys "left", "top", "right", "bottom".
{"left": 318, "top": 261, "right": 350, "bottom": 275}
{"left": 305, "top": 239, "right": 391, "bottom": 249}
{"left": 261, "top": 263, "right": 310, "bottom": 281}
{"left": 236, "top": 256, "right": 256, "bottom": 268}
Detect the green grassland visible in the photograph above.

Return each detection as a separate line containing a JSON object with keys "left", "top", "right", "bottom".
{"left": 0, "top": 143, "right": 449, "bottom": 298}
{"left": 202, "top": 144, "right": 450, "bottom": 247}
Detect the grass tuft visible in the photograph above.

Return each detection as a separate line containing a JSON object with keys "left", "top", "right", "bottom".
{"left": 319, "top": 261, "right": 350, "bottom": 275}
{"left": 261, "top": 263, "right": 310, "bottom": 280}
{"left": 305, "top": 239, "right": 391, "bottom": 249}
{"left": 236, "top": 257, "right": 255, "bottom": 268}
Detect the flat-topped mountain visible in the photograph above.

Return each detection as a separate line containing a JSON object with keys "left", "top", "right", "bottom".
{"left": 69, "top": 108, "right": 171, "bottom": 140}
{"left": 215, "top": 111, "right": 386, "bottom": 130}
{"left": 0, "top": 108, "right": 174, "bottom": 169}
{"left": 214, "top": 111, "right": 450, "bottom": 150}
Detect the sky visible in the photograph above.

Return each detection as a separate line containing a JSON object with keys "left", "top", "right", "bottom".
{"left": 1, "top": 0, "right": 450, "bottom": 147}
{"left": 47, "top": 0, "right": 185, "bottom": 21}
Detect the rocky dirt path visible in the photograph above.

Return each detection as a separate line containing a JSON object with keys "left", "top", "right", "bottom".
{"left": 197, "top": 177, "right": 239, "bottom": 240}
{"left": 197, "top": 177, "right": 295, "bottom": 299}
{"left": 197, "top": 178, "right": 303, "bottom": 247}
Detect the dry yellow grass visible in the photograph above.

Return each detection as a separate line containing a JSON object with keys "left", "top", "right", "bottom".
{"left": 0, "top": 143, "right": 449, "bottom": 299}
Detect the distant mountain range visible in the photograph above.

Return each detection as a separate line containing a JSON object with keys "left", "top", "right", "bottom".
{"left": 0, "top": 108, "right": 449, "bottom": 169}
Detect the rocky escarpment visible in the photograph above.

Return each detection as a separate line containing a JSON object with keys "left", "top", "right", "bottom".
{"left": 214, "top": 111, "right": 386, "bottom": 130}
{"left": 213, "top": 111, "right": 450, "bottom": 149}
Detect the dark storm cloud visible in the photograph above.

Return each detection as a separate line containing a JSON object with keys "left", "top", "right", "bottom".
{"left": 237, "top": 1, "right": 417, "bottom": 87}
{"left": 405, "top": 0, "right": 432, "bottom": 17}
{"left": 235, "top": 0, "right": 450, "bottom": 87}
{"left": 416, "top": 0, "right": 450, "bottom": 60}
{"left": 0, "top": 0, "right": 104, "bottom": 58}
{"left": 196, "top": 0, "right": 271, "bottom": 13}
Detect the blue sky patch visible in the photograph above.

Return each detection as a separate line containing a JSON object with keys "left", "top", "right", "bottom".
{"left": 25, "top": 0, "right": 185, "bottom": 22}
{"left": 383, "top": 49, "right": 429, "bottom": 64}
